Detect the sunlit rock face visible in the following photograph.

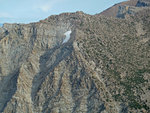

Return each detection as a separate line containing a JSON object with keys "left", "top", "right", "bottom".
{"left": 0, "top": 12, "right": 108, "bottom": 113}
{"left": 0, "top": 5, "right": 150, "bottom": 113}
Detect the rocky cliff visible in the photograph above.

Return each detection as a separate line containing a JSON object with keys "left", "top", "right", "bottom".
{"left": 100, "top": 0, "right": 150, "bottom": 18}
{"left": 0, "top": 2, "right": 150, "bottom": 113}
{"left": 100, "top": 0, "right": 138, "bottom": 17}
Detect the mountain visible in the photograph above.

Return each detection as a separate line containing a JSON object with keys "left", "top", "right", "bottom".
{"left": 0, "top": 1, "right": 150, "bottom": 113}
{"left": 100, "top": 0, "right": 150, "bottom": 18}
{"left": 100, "top": 0, "right": 138, "bottom": 17}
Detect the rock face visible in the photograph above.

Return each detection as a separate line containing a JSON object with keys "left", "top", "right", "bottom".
{"left": 0, "top": 3, "right": 150, "bottom": 113}
{"left": 116, "top": 0, "right": 150, "bottom": 18}
{"left": 136, "top": 0, "right": 150, "bottom": 7}
{"left": 100, "top": 0, "right": 138, "bottom": 17}
{"left": 100, "top": 0, "right": 150, "bottom": 18}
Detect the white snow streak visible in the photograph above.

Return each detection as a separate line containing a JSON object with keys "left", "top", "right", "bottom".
{"left": 62, "top": 30, "right": 72, "bottom": 44}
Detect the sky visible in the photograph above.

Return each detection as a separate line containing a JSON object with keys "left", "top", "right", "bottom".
{"left": 0, "top": 0, "right": 126, "bottom": 23}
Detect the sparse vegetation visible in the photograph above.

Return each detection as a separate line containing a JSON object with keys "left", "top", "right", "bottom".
{"left": 76, "top": 8, "right": 150, "bottom": 112}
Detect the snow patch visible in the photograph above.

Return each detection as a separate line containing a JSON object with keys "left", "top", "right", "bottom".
{"left": 62, "top": 30, "right": 72, "bottom": 44}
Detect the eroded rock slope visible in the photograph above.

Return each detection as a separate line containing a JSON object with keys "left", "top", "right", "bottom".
{"left": 0, "top": 5, "right": 150, "bottom": 113}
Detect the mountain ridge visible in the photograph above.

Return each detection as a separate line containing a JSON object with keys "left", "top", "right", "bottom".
{"left": 0, "top": 1, "right": 150, "bottom": 113}
{"left": 100, "top": 0, "right": 150, "bottom": 18}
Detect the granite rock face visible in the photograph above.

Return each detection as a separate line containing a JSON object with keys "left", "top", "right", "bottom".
{"left": 0, "top": 4, "right": 150, "bottom": 113}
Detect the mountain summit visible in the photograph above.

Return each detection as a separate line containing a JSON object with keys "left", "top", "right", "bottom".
{"left": 0, "top": 1, "right": 150, "bottom": 113}
{"left": 100, "top": 0, "right": 150, "bottom": 18}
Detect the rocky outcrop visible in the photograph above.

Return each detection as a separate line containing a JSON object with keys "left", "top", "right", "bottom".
{"left": 116, "top": 5, "right": 149, "bottom": 18}
{"left": 100, "top": 0, "right": 150, "bottom": 18}
{"left": 0, "top": 5, "right": 150, "bottom": 113}
{"left": 136, "top": 0, "right": 150, "bottom": 7}
{"left": 99, "top": 0, "right": 138, "bottom": 17}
